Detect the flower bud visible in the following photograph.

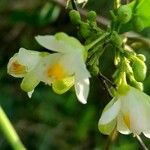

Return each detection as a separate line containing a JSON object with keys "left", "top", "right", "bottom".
{"left": 129, "top": 76, "right": 143, "bottom": 91}
{"left": 69, "top": 10, "right": 81, "bottom": 25}
{"left": 89, "top": 65, "right": 99, "bottom": 76}
{"left": 132, "top": 57, "right": 147, "bottom": 82}
{"left": 79, "top": 22, "right": 91, "bottom": 38}
{"left": 111, "top": 31, "right": 122, "bottom": 47}
{"left": 117, "top": 5, "right": 132, "bottom": 24}
{"left": 137, "top": 54, "right": 146, "bottom": 62}
{"left": 87, "top": 11, "right": 97, "bottom": 22}
{"left": 132, "top": 16, "right": 144, "bottom": 32}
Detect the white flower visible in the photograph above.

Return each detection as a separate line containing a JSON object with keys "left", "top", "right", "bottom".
{"left": 35, "top": 32, "right": 90, "bottom": 104}
{"left": 7, "top": 48, "right": 42, "bottom": 77}
{"left": 7, "top": 48, "right": 44, "bottom": 96}
{"left": 98, "top": 85, "right": 150, "bottom": 138}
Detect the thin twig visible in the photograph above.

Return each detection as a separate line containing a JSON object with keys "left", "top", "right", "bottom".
{"left": 104, "top": 129, "right": 118, "bottom": 150}
{"left": 98, "top": 73, "right": 116, "bottom": 87}
{"left": 97, "top": 73, "right": 116, "bottom": 97}
{"left": 71, "top": 0, "right": 78, "bottom": 10}
{"left": 135, "top": 135, "right": 148, "bottom": 150}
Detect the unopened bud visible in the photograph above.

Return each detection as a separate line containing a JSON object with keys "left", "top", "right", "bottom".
{"left": 117, "top": 5, "right": 132, "bottom": 24}
{"left": 87, "top": 11, "right": 97, "bottom": 22}
{"left": 132, "top": 57, "right": 147, "bottom": 82}
{"left": 79, "top": 22, "right": 91, "bottom": 38}
{"left": 137, "top": 54, "right": 146, "bottom": 62}
{"left": 69, "top": 10, "right": 81, "bottom": 25}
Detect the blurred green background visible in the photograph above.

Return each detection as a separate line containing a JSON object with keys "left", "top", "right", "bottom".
{"left": 0, "top": 0, "right": 150, "bottom": 149}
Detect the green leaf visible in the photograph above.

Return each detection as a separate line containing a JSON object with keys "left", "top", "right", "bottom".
{"left": 120, "top": 0, "right": 150, "bottom": 32}
{"left": 52, "top": 76, "right": 74, "bottom": 94}
{"left": 130, "top": 0, "right": 150, "bottom": 29}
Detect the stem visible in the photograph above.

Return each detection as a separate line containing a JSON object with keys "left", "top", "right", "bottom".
{"left": 104, "top": 129, "right": 118, "bottom": 150}
{"left": 85, "top": 33, "right": 109, "bottom": 51}
{"left": 0, "top": 106, "right": 26, "bottom": 150}
{"left": 135, "top": 135, "right": 148, "bottom": 150}
{"left": 99, "top": 73, "right": 115, "bottom": 87}
{"left": 71, "top": 0, "right": 78, "bottom": 10}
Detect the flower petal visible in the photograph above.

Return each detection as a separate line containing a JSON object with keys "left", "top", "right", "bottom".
{"left": 127, "top": 87, "right": 150, "bottom": 135}
{"left": 99, "top": 98, "right": 121, "bottom": 125}
{"left": 117, "top": 113, "right": 131, "bottom": 135}
{"left": 35, "top": 33, "right": 84, "bottom": 53}
{"left": 35, "top": 53, "right": 61, "bottom": 84}
{"left": 7, "top": 48, "right": 41, "bottom": 77}
{"left": 74, "top": 77, "right": 90, "bottom": 104}
{"left": 98, "top": 119, "right": 116, "bottom": 135}
{"left": 7, "top": 53, "right": 27, "bottom": 78}
{"left": 28, "top": 90, "right": 34, "bottom": 98}
{"left": 52, "top": 76, "right": 74, "bottom": 94}
{"left": 20, "top": 71, "right": 40, "bottom": 92}
{"left": 17, "top": 48, "right": 41, "bottom": 71}
{"left": 143, "top": 132, "right": 150, "bottom": 138}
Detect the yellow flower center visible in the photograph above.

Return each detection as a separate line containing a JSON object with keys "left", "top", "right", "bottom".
{"left": 123, "top": 114, "right": 130, "bottom": 129}
{"left": 47, "top": 63, "right": 67, "bottom": 81}
{"left": 10, "top": 61, "right": 26, "bottom": 75}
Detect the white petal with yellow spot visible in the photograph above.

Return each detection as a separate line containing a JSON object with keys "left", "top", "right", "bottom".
{"left": 98, "top": 85, "right": 150, "bottom": 138}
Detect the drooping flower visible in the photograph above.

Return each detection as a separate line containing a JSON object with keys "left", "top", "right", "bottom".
{"left": 7, "top": 33, "right": 90, "bottom": 103}
{"left": 35, "top": 32, "right": 91, "bottom": 104}
{"left": 98, "top": 84, "right": 150, "bottom": 138}
{"left": 7, "top": 48, "right": 46, "bottom": 97}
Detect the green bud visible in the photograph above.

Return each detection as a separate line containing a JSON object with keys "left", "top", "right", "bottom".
{"left": 132, "top": 16, "right": 144, "bottom": 32}
{"left": 111, "top": 31, "right": 122, "bottom": 47}
{"left": 89, "top": 65, "right": 99, "bottom": 76}
{"left": 69, "top": 10, "right": 81, "bottom": 25}
{"left": 87, "top": 11, "right": 97, "bottom": 22}
{"left": 79, "top": 22, "right": 91, "bottom": 38}
{"left": 130, "top": 80, "right": 143, "bottom": 91}
{"left": 114, "top": 55, "right": 120, "bottom": 66}
{"left": 128, "top": 75, "right": 143, "bottom": 91}
{"left": 137, "top": 54, "right": 146, "bottom": 62}
{"left": 117, "top": 5, "right": 132, "bottom": 24}
{"left": 132, "top": 57, "right": 147, "bottom": 82}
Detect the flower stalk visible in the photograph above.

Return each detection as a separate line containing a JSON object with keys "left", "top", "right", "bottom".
{"left": 135, "top": 135, "right": 148, "bottom": 150}
{"left": 85, "top": 33, "right": 109, "bottom": 51}
{"left": 0, "top": 106, "right": 26, "bottom": 150}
